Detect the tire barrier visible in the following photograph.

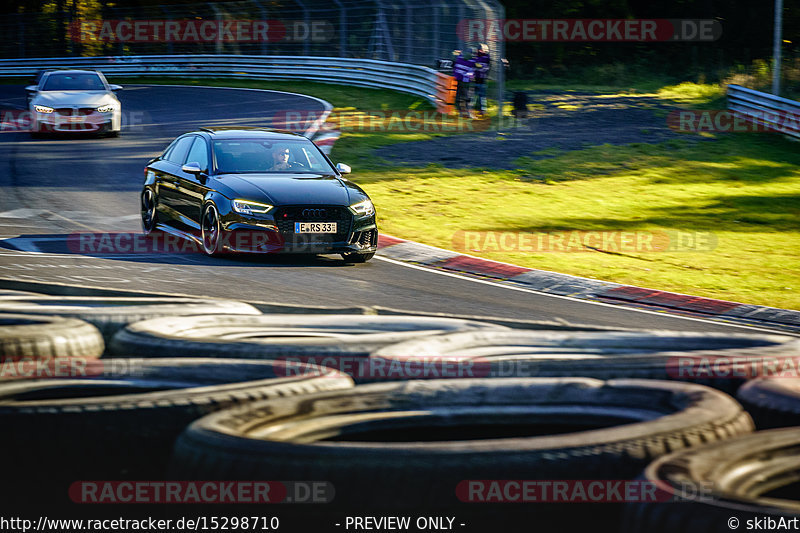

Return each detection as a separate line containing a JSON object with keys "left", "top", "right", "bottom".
{"left": 372, "top": 306, "right": 633, "bottom": 331}
{"left": 0, "top": 313, "right": 104, "bottom": 361}
{"left": 0, "top": 289, "right": 45, "bottom": 299}
{"left": 0, "top": 283, "right": 787, "bottom": 528}
{"left": 109, "top": 314, "right": 505, "bottom": 360}
{"left": 0, "top": 296, "right": 261, "bottom": 343}
{"left": 171, "top": 378, "right": 753, "bottom": 515}
{"left": 622, "top": 428, "right": 800, "bottom": 532}
{"left": 367, "top": 330, "right": 800, "bottom": 389}
{"left": 737, "top": 378, "right": 800, "bottom": 429}
{"left": 0, "top": 358, "right": 353, "bottom": 506}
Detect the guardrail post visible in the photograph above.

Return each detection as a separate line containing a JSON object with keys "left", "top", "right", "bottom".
{"left": 481, "top": 0, "right": 505, "bottom": 131}
{"left": 293, "top": 0, "right": 311, "bottom": 56}
{"left": 251, "top": 0, "right": 269, "bottom": 56}
{"left": 402, "top": 0, "right": 413, "bottom": 63}
{"left": 331, "top": 0, "right": 347, "bottom": 57}
{"left": 208, "top": 3, "right": 224, "bottom": 55}
{"left": 17, "top": 14, "right": 25, "bottom": 58}
{"left": 159, "top": 6, "right": 175, "bottom": 54}
{"left": 773, "top": 0, "right": 783, "bottom": 96}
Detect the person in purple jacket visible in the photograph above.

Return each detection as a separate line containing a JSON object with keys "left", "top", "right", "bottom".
{"left": 472, "top": 44, "right": 491, "bottom": 117}
{"left": 452, "top": 49, "right": 475, "bottom": 118}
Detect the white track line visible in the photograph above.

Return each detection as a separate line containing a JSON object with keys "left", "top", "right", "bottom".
{"left": 374, "top": 255, "right": 793, "bottom": 335}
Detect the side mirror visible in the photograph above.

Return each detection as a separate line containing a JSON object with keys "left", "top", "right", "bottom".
{"left": 109, "top": 84, "right": 123, "bottom": 92}
{"left": 182, "top": 162, "right": 205, "bottom": 175}
{"left": 25, "top": 85, "right": 37, "bottom": 93}
{"left": 336, "top": 163, "right": 351, "bottom": 175}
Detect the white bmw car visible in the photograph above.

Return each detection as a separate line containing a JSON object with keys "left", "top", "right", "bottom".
{"left": 28, "top": 70, "right": 122, "bottom": 136}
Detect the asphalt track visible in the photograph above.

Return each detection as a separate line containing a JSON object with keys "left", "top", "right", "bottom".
{"left": 0, "top": 84, "right": 786, "bottom": 335}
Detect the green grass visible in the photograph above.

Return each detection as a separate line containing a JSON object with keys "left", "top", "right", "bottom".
{"left": 506, "top": 80, "right": 729, "bottom": 109}
{"left": 359, "top": 134, "right": 800, "bottom": 309}
{"left": 17, "top": 74, "right": 794, "bottom": 309}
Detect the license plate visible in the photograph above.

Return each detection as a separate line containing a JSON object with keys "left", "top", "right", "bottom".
{"left": 294, "top": 222, "right": 337, "bottom": 233}
{"left": 67, "top": 116, "right": 84, "bottom": 122}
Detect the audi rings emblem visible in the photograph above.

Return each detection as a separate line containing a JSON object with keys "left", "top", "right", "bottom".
{"left": 302, "top": 208, "right": 326, "bottom": 218}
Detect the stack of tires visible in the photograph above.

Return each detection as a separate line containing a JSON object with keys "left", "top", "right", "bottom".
{"left": 1, "top": 288, "right": 799, "bottom": 531}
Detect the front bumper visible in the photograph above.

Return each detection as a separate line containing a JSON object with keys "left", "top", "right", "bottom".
{"left": 33, "top": 109, "right": 121, "bottom": 133}
{"left": 218, "top": 205, "right": 378, "bottom": 255}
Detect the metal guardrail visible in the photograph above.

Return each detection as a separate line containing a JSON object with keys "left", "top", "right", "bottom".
{"left": 727, "top": 84, "right": 800, "bottom": 140}
{"left": 0, "top": 54, "right": 450, "bottom": 110}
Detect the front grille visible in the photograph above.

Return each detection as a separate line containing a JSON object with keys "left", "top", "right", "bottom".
{"left": 56, "top": 123, "right": 94, "bottom": 131}
{"left": 274, "top": 205, "right": 352, "bottom": 244}
{"left": 55, "top": 108, "right": 95, "bottom": 116}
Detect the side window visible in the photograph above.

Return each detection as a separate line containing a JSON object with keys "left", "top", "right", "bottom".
{"left": 165, "top": 136, "right": 194, "bottom": 165}
{"left": 161, "top": 140, "right": 176, "bottom": 160}
{"left": 185, "top": 137, "right": 209, "bottom": 170}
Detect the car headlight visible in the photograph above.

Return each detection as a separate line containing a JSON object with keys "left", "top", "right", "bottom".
{"left": 96, "top": 104, "right": 116, "bottom": 113}
{"left": 34, "top": 105, "right": 54, "bottom": 114}
{"left": 232, "top": 199, "right": 274, "bottom": 215}
{"left": 349, "top": 198, "right": 375, "bottom": 217}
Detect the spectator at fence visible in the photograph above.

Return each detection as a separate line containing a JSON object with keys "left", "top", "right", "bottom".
{"left": 472, "top": 44, "right": 491, "bottom": 117}
{"left": 452, "top": 49, "right": 475, "bottom": 118}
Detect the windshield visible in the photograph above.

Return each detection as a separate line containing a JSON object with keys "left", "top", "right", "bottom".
{"left": 213, "top": 138, "right": 336, "bottom": 175}
{"left": 41, "top": 73, "right": 106, "bottom": 91}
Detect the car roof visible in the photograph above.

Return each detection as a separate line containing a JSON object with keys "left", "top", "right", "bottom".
{"left": 42, "top": 69, "right": 102, "bottom": 76}
{"left": 198, "top": 127, "right": 307, "bottom": 140}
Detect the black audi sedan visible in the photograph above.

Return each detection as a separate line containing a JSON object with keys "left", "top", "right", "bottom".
{"left": 140, "top": 128, "right": 377, "bottom": 262}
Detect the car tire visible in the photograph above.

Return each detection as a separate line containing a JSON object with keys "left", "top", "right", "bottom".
{"left": 622, "top": 428, "right": 800, "bottom": 533}
{"left": 171, "top": 378, "right": 753, "bottom": 513}
{"left": 0, "top": 296, "right": 261, "bottom": 344}
{"left": 342, "top": 252, "right": 375, "bottom": 263}
{"left": 108, "top": 314, "right": 504, "bottom": 361}
{"left": 0, "top": 358, "right": 353, "bottom": 505}
{"left": 367, "top": 330, "right": 800, "bottom": 389}
{"left": 201, "top": 203, "right": 222, "bottom": 256}
{"left": 737, "top": 378, "right": 800, "bottom": 429}
{"left": 140, "top": 188, "right": 159, "bottom": 235}
{"left": 0, "top": 313, "right": 104, "bottom": 361}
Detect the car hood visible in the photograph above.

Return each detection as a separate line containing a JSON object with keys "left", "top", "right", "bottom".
{"left": 216, "top": 174, "right": 356, "bottom": 205}
{"left": 33, "top": 91, "right": 116, "bottom": 107}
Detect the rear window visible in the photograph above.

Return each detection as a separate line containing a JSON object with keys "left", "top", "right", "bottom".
{"left": 42, "top": 73, "right": 106, "bottom": 91}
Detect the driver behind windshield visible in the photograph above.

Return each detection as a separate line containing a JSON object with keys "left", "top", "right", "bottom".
{"left": 269, "top": 145, "right": 303, "bottom": 171}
